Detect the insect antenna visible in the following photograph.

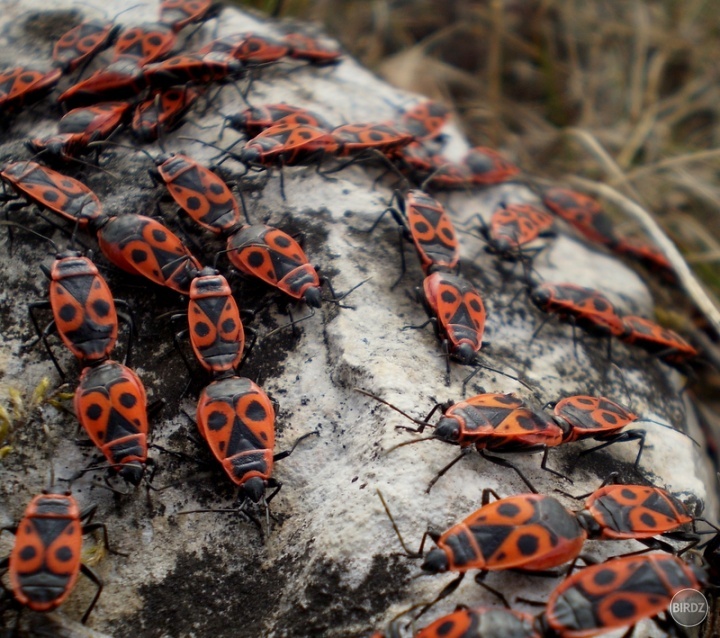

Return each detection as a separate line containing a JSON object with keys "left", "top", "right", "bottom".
{"left": 354, "top": 388, "right": 432, "bottom": 429}
{"left": 0, "top": 220, "right": 60, "bottom": 253}
{"left": 384, "top": 436, "right": 437, "bottom": 454}
{"left": 177, "top": 136, "right": 241, "bottom": 166}
{"left": 376, "top": 489, "right": 422, "bottom": 557}
{"left": 324, "top": 276, "right": 370, "bottom": 307}
{"left": 465, "top": 357, "right": 536, "bottom": 396}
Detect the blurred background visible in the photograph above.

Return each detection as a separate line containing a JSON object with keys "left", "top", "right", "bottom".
{"left": 233, "top": 0, "right": 720, "bottom": 467}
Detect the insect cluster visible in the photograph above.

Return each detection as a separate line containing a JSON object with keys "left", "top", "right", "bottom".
{"left": 0, "top": 0, "right": 713, "bottom": 636}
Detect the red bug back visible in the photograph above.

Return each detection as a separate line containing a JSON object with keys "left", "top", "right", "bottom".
{"left": 463, "top": 147, "right": 520, "bottom": 184}
{"left": 614, "top": 238, "right": 676, "bottom": 283}
{"left": 143, "top": 52, "right": 242, "bottom": 90}
{"left": 423, "top": 272, "right": 486, "bottom": 363}
{"left": 437, "top": 393, "right": 525, "bottom": 445}
{"left": 487, "top": 203, "right": 553, "bottom": 253}
{"left": 53, "top": 20, "right": 120, "bottom": 73}
{"left": 157, "top": 154, "right": 241, "bottom": 235}
{"left": 241, "top": 120, "right": 339, "bottom": 165}
{"left": 530, "top": 283, "right": 626, "bottom": 338}
{"left": 225, "top": 103, "right": 331, "bottom": 136}
{"left": 97, "top": 214, "right": 201, "bottom": 294}
{"left": 226, "top": 224, "right": 322, "bottom": 305}
{"left": 544, "top": 553, "right": 704, "bottom": 638}
{"left": 425, "top": 494, "right": 586, "bottom": 573}
{"left": 196, "top": 376, "right": 275, "bottom": 499}
{"left": 620, "top": 315, "right": 697, "bottom": 364}
{"left": 57, "top": 58, "right": 145, "bottom": 108}
{"left": 0, "top": 162, "right": 103, "bottom": 228}
{"left": 553, "top": 395, "right": 637, "bottom": 443}
{"left": 0, "top": 67, "right": 62, "bottom": 114}
{"left": 113, "top": 22, "right": 176, "bottom": 65}
{"left": 232, "top": 33, "right": 290, "bottom": 63}
{"left": 49, "top": 253, "right": 118, "bottom": 363}
{"left": 9, "top": 492, "right": 83, "bottom": 612}
{"left": 188, "top": 268, "right": 244, "bottom": 374}
{"left": 332, "top": 122, "right": 413, "bottom": 157}
{"left": 58, "top": 102, "right": 131, "bottom": 142}
{"left": 398, "top": 100, "right": 450, "bottom": 141}
{"left": 415, "top": 606, "right": 540, "bottom": 638}
{"left": 404, "top": 189, "right": 459, "bottom": 274}
{"left": 74, "top": 360, "right": 149, "bottom": 485}
{"left": 579, "top": 484, "right": 693, "bottom": 540}
{"left": 282, "top": 33, "right": 342, "bottom": 64}
{"left": 437, "top": 393, "right": 563, "bottom": 451}
{"left": 542, "top": 187, "right": 618, "bottom": 247}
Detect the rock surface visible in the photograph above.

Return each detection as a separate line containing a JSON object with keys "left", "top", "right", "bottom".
{"left": 0, "top": 2, "right": 715, "bottom": 637}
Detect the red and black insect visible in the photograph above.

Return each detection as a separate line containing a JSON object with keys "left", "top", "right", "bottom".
{"left": 479, "top": 203, "right": 554, "bottom": 258}
{"left": 614, "top": 237, "right": 677, "bottom": 284}
{"left": 542, "top": 187, "right": 619, "bottom": 247}
{"left": 0, "top": 161, "right": 103, "bottom": 230}
{"left": 132, "top": 87, "right": 201, "bottom": 142}
{"left": 620, "top": 315, "right": 698, "bottom": 366}
{"left": 28, "top": 251, "right": 119, "bottom": 374}
{"left": 222, "top": 103, "right": 332, "bottom": 137}
{"left": 412, "top": 606, "right": 540, "bottom": 638}
{"left": 94, "top": 213, "right": 202, "bottom": 294}
{"left": 112, "top": 21, "right": 177, "bottom": 65}
{"left": 57, "top": 58, "right": 146, "bottom": 108}
{"left": 529, "top": 282, "right": 626, "bottom": 339}
{"left": 418, "top": 271, "right": 486, "bottom": 367}
{"left": 361, "top": 390, "right": 563, "bottom": 492}
{"left": 396, "top": 100, "right": 450, "bottom": 142}
{"left": 158, "top": 0, "right": 221, "bottom": 33}
{"left": 147, "top": 152, "right": 243, "bottom": 235}
{"left": 186, "top": 267, "right": 245, "bottom": 375}
{"left": 539, "top": 553, "right": 706, "bottom": 637}
{"left": 195, "top": 375, "right": 277, "bottom": 502}
{"left": 551, "top": 395, "right": 638, "bottom": 444}
{"left": 331, "top": 122, "right": 413, "bottom": 158}
{"left": 382, "top": 489, "right": 586, "bottom": 612}
{"left": 551, "top": 394, "right": 698, "bottom": 471}
{"left": 282, "top": 32, "right": 342, "bottom": 65}
{"left": 232, "top": 33, "right": 291, "bottom": 64}
{"left": 74, "top": 359, "right": 150, "bottom": 486}
{"left": 28, "top": 102, "right": 132, "bottom": 160}
{"left": 52, "top": 19, "right": 121, "bottom": 74}
{"left": 576, "top": 482, "right": 696, "bottom": 547}
{"left": 2, "top": 489, "right": 108, "bottom": 623}
{"left": 549, "top": 395, "right": 648, "bottom": 468}
{"left": 226, "top": 224, "right": 324, "bottom": 307}
{"left": 143, "top": 52, "right": 245, "bottom": 90}
{"left": 462, "top": 147, "right": 520, "bottom": 185}
{"left": 234, "top": 120, "right": 340, "bottom": 168}
{"left": 414, "top": 271, "right": 531, "bottom": 391}
{"left": 371, "top": 189, "right": 459, "bottom": 283}
{"left": 0, "top": 67, "right": 62, "bottom": 114}
{"left": 422, "top": 148, "right": 519, "bottom": 190}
